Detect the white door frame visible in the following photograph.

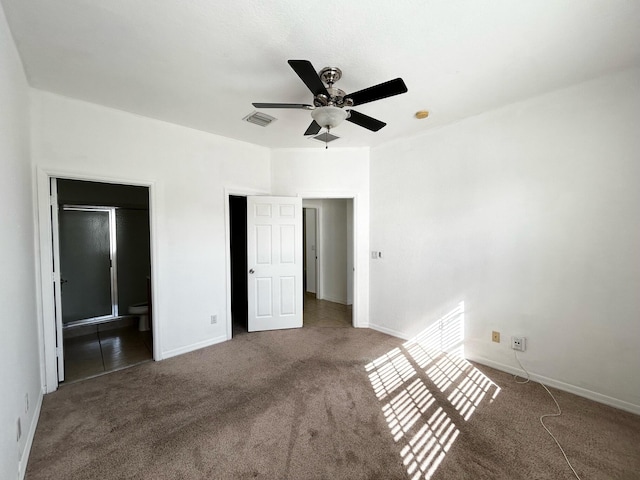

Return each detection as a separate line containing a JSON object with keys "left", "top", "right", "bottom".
{"left": 302, "top": 202, "right": 326, "bottom": 300}
{"left": 50, "top": 178, "right": 64, "bottom": 381}
{"left": 35, "top": 168, "right": 159, "bottom": 393}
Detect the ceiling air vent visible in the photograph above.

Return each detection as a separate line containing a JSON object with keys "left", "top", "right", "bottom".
{"left": 243, "top": 111, "right": 276, "bottom": 127}
{"left": 311, "top": 132, "right": 340, "bottom": 143}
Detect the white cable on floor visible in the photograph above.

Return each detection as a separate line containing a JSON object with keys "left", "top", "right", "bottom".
{"left": 513, "top": 351, "right": 582, "bottom": 480}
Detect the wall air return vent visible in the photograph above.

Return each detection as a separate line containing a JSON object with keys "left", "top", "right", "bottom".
{"left": 243, "top": 111, "right": 276, "bottom": 127}
{"left": 310, "top": 132, "right": 340, "bottom": 143}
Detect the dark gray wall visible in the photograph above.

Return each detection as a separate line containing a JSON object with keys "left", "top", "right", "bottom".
{"left": 116, "top": 208, "right": 151, "bottom": 311}
{"left": 57, "top": 179, "right": 149, "bottom": 208}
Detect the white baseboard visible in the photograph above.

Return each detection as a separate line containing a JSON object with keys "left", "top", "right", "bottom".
{"left": 467, "top": 354, "right": 640, "bottom": 416}
{"left": 162, "top": 335, "right": 228, "bottom": 360}
{"left": 368, "top": 323, "right": 411, "bottom": 340}
{"left": 320, "top": 294, "right": 348, "bottom": 305}
{"left": 366, "top": 324, "right": 640, "bottom": 415}
{"left": 18, "top": 388, "right": 44, "bottom": 480}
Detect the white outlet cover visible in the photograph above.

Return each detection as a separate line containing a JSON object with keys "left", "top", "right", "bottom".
{"left": 511, "top": 336, "right": 526, "bottom": 351}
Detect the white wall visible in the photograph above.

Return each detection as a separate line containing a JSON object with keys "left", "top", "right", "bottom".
{"left": 369, "top": 68, "right": 640, "bottom": 413}
{"left": 31, "top": 91, "right": 271, "bottom": 372}
{"left": 0, "top": 8, "right": 42, "bottom": 479}
{"left": 272, "top": 148, "right": 369, "bottom": 326}
{"left": 321, "top": 199, "right": 348, "bottom": 304}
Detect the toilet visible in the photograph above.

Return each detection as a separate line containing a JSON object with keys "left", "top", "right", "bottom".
{"left": 129, "top": 303, "right": 150, "bottom": 331}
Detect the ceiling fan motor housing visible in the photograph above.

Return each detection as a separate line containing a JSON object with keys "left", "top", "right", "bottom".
{"left": 314, "top": 87, "right": 354, "bottom": 108}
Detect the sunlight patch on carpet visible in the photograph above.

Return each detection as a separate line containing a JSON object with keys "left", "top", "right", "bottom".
{"left": 366, "top": 302, "right": 501, "bottom": 479}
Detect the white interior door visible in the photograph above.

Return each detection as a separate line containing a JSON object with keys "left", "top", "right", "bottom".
{"left": 50, "top": 178, "right": 64, "bottom": 381}
{"left": 247, "top": 196, "right": 303, "bottom": 332}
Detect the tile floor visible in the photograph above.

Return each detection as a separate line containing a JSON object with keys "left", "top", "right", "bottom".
{"left": 303, "top": 293, "right": 352, "bottom": 328}
{"left": 63, "top": 321, "right": 153, "bottom": 384}
{"left": 232, "top": 294, "right": 352, "bottom": 335}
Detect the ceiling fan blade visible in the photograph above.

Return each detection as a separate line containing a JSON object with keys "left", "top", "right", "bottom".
{"left": 346, "top": 110, "right": 386, "bottom": 132}
{"left": 288, "top": 60, "right": 329, "bottom": 97}
{"left": 252, "top": 103, "right": 312, "bottom": 109}
{"left": 304, "top": 120, "right": 322, "bottom": 136}
{"left": 347, "top": 78, "right": 408, "bottom": 106}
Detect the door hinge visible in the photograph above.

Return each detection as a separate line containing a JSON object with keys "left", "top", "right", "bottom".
{"left": 56, "top": 346, "right": 62, "bottom": 357}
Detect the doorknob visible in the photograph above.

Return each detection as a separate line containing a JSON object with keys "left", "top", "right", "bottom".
{"left": 249, "top": 269, "right": 255, "bottom": 274}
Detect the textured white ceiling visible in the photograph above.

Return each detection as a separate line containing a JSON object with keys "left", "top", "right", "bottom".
{"left": 2, "top": 0, "right": 639, "bottom": 148}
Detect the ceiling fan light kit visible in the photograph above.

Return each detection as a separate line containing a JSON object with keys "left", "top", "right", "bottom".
{"left": 252, "top": 59, "right": 408, "bottom": 141}
{"left": 311, "top": 105, "right": 349, "bottom": 129}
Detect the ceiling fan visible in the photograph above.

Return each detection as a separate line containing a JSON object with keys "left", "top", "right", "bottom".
{"left": 252, "top": 60, "right": 408, "bottom": 136}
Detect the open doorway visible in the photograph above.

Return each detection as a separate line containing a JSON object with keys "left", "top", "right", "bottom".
{"left": 228, "top": 195, "right": 354, "bottom": 335}
{"left": 54, "top": 179, "right": 153, "bottom": 383}
{"left": 229, "top": 195, "right": 248, "bottom": 335}
{"left": 302, "top": 199, "right": 353, "bottom": 328}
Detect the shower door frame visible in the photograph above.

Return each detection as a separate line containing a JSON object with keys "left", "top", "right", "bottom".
{"left": 59, "top": 205, "right": 120, "bottom": 327}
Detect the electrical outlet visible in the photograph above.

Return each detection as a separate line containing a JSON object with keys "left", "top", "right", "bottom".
{"left": 210, "top": 314, "right": 217, "bottom": 325}
{"left": 511, "top": 336, "right": 526, "bottom": 351}
{"left": 492, "top": 331, "right": 500, "bottom": 343}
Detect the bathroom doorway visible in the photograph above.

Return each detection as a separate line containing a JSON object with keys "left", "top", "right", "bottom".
{"left": 54, "top": 179, "right": 153, "bottom": 383}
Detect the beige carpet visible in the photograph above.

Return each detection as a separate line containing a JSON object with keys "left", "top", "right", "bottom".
{"left": 26, "top": 326, "right": 640, "bottom": 479}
